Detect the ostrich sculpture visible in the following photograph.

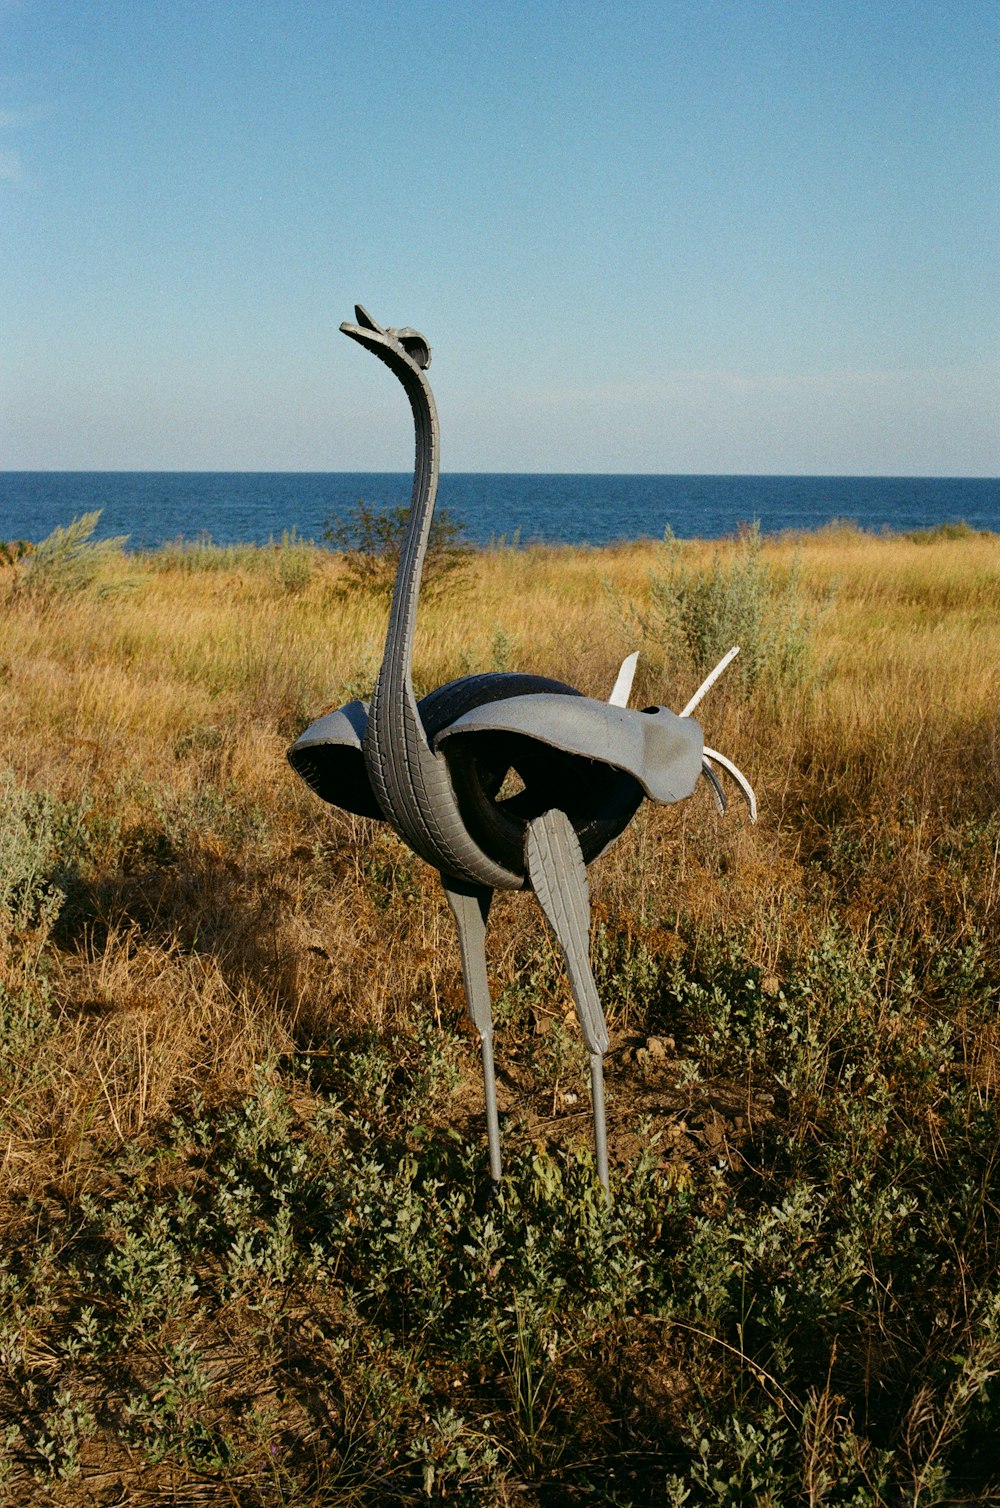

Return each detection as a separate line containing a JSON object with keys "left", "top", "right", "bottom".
{"left": 288, "top": 306, "right": 755, "bottom": 1192}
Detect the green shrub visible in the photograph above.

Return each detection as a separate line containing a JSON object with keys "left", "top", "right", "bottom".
{"left": 14, "top": 511, "right": 128, "bottom": 599}
{"left": 0, "top": 772, "right": 90, "bottom": 941}
{"left": 323, "top": 497, "right": 470, "bottom": 601}
{"left": 646, "top": 522, "right": 824, "bottom": 698}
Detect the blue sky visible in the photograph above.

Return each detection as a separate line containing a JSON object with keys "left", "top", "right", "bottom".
{"left": 2, "top": 0, "right": 997, "bottom": 473}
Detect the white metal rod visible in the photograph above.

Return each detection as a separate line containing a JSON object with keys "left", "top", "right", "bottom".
{"left": 680, "top": 645, "right": 741, "bottom": 718}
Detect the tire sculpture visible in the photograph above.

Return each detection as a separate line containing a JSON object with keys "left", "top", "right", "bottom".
{"left": 288, "top": 305, "right": 756, "bottom": 1192}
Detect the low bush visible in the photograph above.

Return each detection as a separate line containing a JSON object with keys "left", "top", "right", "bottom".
{"left": 644, "top": 521, "right": 826, "bottom": 699}
{"left": 12, "top": 510, "right": 128, "bottom": 599}
{"left": 323, "top": 496, "right": 471, "bottom": 600}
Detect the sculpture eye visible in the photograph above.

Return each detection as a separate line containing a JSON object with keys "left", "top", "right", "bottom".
{"left": 399, "top": 334, "right": 431, "bottom": 369}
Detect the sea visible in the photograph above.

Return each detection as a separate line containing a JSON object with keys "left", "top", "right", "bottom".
{"left": 1, "top": 472, "right": 998, "bottom": 550}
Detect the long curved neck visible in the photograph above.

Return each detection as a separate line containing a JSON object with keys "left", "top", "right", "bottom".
{"left": 354, "top": 319, "right": 520, "bottom": 890}
{"left": 380, "top": 364, "right": 440, "bottom": 695}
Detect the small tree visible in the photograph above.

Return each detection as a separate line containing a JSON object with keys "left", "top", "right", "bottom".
{"left": 322, "top": 498, "right": 470, "bottom": 601}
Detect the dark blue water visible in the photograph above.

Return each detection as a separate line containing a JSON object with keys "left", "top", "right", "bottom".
{"left": 1, "top": 472, "right": 997, "bottom": 549}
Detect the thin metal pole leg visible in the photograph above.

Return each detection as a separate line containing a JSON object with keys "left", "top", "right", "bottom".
{"left": 441, "top": 876, "right": 501, "bottom": 1182}
{"left": 590, "top": 1052, "right": 609, "bottom": 1195}
{"left": 481, "top": 1032, "right": 502, "bottom": 1183}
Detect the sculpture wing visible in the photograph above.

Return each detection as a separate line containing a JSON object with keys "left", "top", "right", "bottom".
{"left": 433, "top": 693, "right": 703, "bottom": 806}
{"left": 286, "top": 700, "right": 384, "bottom": 818}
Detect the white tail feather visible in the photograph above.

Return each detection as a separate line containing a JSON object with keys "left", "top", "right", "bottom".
{"left": 608, "top": 651, "right": 639, "bottom": 707}
{"left": 703, "top": 747, "right": 758, "bottom": 822}
{"left": 680, "top": 646, "right": 741, "bottom": 718}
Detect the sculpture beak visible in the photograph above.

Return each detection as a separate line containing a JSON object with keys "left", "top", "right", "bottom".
{"left": 339, "top": 304, "right": 389, "bottom": 352}
{"left": 348, "top": 303, "right": 384, "bottom": 335}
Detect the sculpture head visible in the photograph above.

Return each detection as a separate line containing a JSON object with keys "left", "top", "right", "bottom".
{"left": 340, "top": 304, "right": 431, "bottom": 374}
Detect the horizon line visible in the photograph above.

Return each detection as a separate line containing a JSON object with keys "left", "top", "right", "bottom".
{"left": 3, "top": 469, "right": 999, "bottom": 482}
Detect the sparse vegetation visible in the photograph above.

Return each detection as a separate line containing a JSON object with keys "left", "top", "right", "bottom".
{"left": 0, "top": 524, "right": 998, "bottom": 1503}
{"left": 154, "top": 528, "right": 315, "bottom": 593}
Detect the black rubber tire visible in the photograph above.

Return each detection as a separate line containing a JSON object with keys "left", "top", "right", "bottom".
{"left": 418, "top": 673, "right": 643, "bottom": 874}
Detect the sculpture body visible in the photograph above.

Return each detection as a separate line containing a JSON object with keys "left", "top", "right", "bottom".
{"left": 289, "top": 306, "right": 754, "bottom": 1192}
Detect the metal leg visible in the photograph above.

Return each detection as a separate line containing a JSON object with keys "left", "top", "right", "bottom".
{"left": 441, "top": 875, "right": 501, "bottom": 1182}
{"left": 479, "top": 1032, "right": 502, "bottom": 1184}
{"left": 590, "top": 1053, "right": 609, "bottom": 1191}
{"left": 524, "top": 810, "right": 611, "bottom": 1197}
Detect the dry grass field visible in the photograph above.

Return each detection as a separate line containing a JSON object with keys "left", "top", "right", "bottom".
{"left": 1, "top": 521, "right": 998, "bottom": 1503}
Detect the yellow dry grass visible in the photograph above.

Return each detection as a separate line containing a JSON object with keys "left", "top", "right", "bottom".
{"left": 1, "top": 529, "right": 998, "bottom": 1215}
